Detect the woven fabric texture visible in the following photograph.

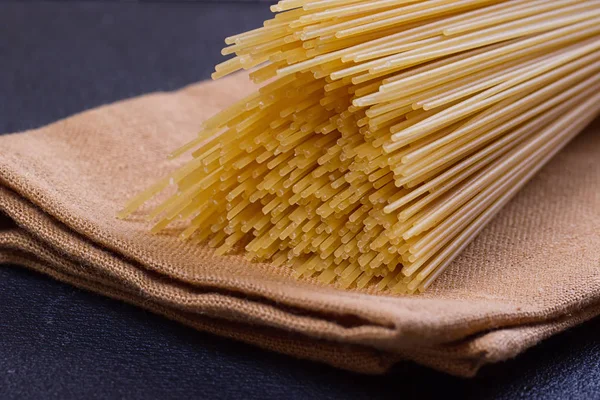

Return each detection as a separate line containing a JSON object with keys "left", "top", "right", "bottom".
{"left": 0, "top": 74, "right": 598, "bottom": 376}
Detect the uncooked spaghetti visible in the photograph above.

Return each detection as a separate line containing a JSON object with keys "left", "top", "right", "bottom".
{"left": 120, "top": 0, "right": 600, "bottom": 294}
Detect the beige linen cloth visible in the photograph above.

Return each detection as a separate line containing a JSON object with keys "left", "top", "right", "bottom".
{"left": 1, "top": 74, "right": 599, "bottom": 377}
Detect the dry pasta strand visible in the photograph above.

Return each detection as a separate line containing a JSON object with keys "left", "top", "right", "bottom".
{"left": 121, "top": 0, "right": 600, "bottom": 294}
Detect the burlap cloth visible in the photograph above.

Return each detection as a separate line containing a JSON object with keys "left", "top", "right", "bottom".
{"left": 1, "top": 74, "right": 599, "bottom": 377}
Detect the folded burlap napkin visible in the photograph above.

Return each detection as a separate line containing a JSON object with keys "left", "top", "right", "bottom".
{"left": 1, "top": 74, "right": 599, "bottom": 376}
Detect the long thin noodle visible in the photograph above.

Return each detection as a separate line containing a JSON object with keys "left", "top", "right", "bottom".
{"left": 121, "top": 0, "right": 600, "bottom": 294}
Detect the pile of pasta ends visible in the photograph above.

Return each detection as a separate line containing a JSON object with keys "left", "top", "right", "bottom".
{"left": 120, "top": 0, "right": 600, "bottom": 294}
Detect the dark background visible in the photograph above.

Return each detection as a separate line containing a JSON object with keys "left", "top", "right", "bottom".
{"left": 1, "top": 1, "right": 599, "bottom": 399}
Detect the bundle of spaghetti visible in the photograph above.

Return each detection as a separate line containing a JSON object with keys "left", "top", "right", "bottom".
{"left": 120, "top": 0, "right": 600, "bottom": 294}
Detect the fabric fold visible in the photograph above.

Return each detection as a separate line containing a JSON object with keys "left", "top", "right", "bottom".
{"left": 1, "top": 74, "right": 599, "bottom": 377}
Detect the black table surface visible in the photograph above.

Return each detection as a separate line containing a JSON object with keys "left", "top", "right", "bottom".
{"left": 1, "top": 2, "right": 599, "bottom": 399}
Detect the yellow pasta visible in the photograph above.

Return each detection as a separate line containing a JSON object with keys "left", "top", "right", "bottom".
{"left": 121, "top": 0, "right": 600, "bottom": 294}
